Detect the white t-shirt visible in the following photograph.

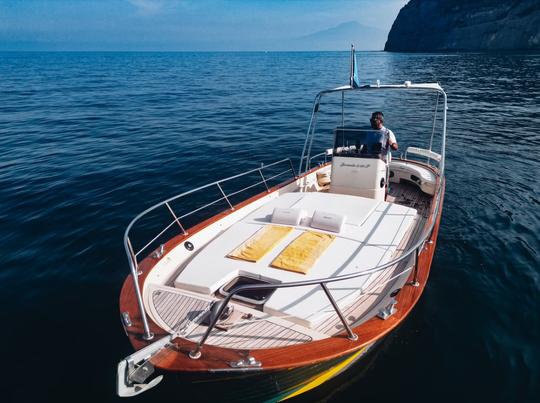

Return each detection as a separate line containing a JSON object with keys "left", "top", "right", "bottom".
{"left": 382, "top": 126, "right": 397, "bottom": 146}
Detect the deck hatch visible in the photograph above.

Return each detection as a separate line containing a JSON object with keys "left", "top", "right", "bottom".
{"left": 219, "top": 275, "right": 277, "bottom": 305}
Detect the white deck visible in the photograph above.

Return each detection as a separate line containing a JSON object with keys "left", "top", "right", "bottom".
{"left": 174, "top": 192, "right": 417, "bottom": 328}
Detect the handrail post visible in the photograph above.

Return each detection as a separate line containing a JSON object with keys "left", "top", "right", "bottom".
{"left": 189, "top": 294, "right": 235, "bottom": 359}
{"left": 298, "top": 96, "right": 320, "bottom": 174}
{"left": 127, "top": 238, "right": 154, "bottom": 341}
{"left": 288, "top": 158, "right": 297, "bottom": 178}
{"left": 216, "top": 182, "right": 234, "bottom": 210}
{"left": 165, "top": 202, "right": 187, "bottom": 235}
{"left": 428, "top": 92, "right": 440, "bottom": 167}
{"left": 308, "top": 154, "right": 315, "bottom": 170}
{"left": 320, "top": 283, "right": 358, "bottom": 341}
{"left": 258, "top": 169, "right": 269, "bottom": 192}
{"left": 408, "top": 247, "right": 420, "bottom": 287}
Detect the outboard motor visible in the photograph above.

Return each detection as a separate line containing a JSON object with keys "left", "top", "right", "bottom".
{"left": 330, "top": 127, "right": 388, "bottom": 200}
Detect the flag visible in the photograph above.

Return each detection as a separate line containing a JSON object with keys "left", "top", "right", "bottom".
{"left": 350, "top": 44, "right": 360, "bottom": 88}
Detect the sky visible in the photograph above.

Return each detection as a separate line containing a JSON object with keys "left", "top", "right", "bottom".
{"left": 0, "top": 0, "right": 408, "bottom": 51}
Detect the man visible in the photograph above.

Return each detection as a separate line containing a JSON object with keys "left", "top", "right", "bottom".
{"left": 370, "top": 111, "right": 398, "bottom": 151}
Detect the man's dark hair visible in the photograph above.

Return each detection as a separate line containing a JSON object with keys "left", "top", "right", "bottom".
{"left": 371, "top": 111, "right": 384, "bottom": 121}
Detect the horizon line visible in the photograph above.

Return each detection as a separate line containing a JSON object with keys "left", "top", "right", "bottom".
{"left": 0, "top": 49, "right": 388, "bottom": 53}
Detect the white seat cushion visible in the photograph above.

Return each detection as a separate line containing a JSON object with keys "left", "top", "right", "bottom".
{"left": 311, "top": 210, "right": 346, "bottom": 233}
{"left": 271, "top": 208, "right": 306, "bottom": 226}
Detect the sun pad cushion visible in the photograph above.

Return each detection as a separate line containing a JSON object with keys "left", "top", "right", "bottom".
{"left": 227, "top": 225, "right": 293, "bottom": 262}
{"left": 270, "top": 231, "right": 335, "bottom": 274}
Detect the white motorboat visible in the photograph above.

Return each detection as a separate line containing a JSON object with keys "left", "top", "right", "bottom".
{"left": 116, "top": 47, "right": 447, "bottom": 401}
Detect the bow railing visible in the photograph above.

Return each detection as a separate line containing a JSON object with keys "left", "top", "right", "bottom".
{"left": 124, "top": 158, "right": 297, "bottom": 340}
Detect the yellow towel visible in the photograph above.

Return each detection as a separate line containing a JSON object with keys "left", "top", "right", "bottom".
{"left": 270, "top": 231, "right": 335, "bottom": 274}
{"left": 227, "top": 225, "right": 293, "bottom": 262}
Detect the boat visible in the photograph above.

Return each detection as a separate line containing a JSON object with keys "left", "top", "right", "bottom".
{"left": 116, "top": 47, "right": 447, "bottom": 400}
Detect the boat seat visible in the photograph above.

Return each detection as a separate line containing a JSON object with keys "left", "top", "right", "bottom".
{"left": 389, "top": 161, "right": 436, "bottom": 195}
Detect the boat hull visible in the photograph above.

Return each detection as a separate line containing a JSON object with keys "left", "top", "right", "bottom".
{"left": 158, "top": 341, "right": 376, "bottom": 402}
{"left": 119, "top": 165, "right": 445, "bottom": 399}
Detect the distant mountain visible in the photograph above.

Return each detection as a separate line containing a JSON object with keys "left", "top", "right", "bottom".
{"left": 288, "top": 21, "right": 387, "bottom": 51}
{"left": 385, "top": 0, "right": 540, "bottom": 51}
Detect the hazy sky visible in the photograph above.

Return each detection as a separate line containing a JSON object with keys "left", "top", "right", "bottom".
{"left": 0, "top": 0, "right": 407, "bottom": 51}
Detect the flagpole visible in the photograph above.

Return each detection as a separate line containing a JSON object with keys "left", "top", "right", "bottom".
{"left": 349, "top": 44, "right": 355, "bottom": 87}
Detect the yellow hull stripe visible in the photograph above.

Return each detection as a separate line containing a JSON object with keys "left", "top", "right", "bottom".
{"left": 279, "top": 346, "right": 368, "bottom": 401}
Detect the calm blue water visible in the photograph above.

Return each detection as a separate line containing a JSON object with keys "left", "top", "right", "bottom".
{"left": 0, "top": 51, "right": 539, "bottom": 403}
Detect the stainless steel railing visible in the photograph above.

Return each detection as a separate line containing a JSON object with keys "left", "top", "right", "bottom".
{"left": 123, "top": 158, "right": 297, "bottom": 340}
{"left": 308, "top": 151, "right": 331, "bottom": 169}
{"left": 123, "top": 152, "right": 442, "bottom": 354}
{"left": 188, "top": 177, "right": 444, "bottom": 359}
{"left": 188, "top": 84, "right": 447, "bottom": 356}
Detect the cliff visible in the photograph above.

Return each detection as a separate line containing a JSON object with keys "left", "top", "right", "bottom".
{"left": 385, "top": 0, "right": 540, "bottom": 51}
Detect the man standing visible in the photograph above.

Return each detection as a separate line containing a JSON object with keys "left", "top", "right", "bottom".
{"left": 370, "top": 111, "right": 398, "bottom": 151}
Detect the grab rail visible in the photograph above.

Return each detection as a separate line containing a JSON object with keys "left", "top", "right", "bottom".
{"left": 188, "top": 179, "right": 444, "bottom": 358}
{"left": 300, "top": 151, "right": 331, "bottom": 170}
{"left": 124, "top": 158, "right": 297, "bottom": 340}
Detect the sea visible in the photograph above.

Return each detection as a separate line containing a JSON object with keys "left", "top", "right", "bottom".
{"left": 0, "top": 51, "right": 538, "bottom": 403}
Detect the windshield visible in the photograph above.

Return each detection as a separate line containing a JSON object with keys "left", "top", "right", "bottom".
{"left": 333, "top": 127, "right": 387, "bottom": 159}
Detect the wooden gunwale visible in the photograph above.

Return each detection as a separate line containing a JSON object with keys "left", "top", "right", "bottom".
{"left": 119, "top": 161, "right": 444, "bottom": 373}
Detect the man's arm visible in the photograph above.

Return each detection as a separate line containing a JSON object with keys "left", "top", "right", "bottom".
{"left": 388, "top": 130, "right": 398, "bottom": 150}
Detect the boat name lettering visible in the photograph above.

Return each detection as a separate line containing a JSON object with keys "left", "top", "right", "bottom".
{"left": 340, "top": 162, "right": 370, "bottom": 168}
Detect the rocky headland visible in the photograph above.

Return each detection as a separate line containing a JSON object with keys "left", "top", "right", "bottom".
{"left": 385, "top": 0, "right": 540, "bottom": 51}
